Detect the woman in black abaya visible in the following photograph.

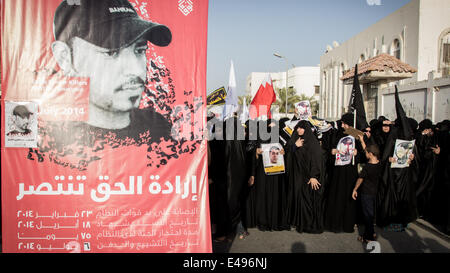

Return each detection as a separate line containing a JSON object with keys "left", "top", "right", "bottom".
{"left": 372, "top": 116, "right": 392, "bottom": 156}
{"left": 324, "top": 113, "right": 360, "bottom": 233}
{"left": 415, "top": 119, "right": 440, "bottom": 219}
{"left": 251, "top": 119, "right": 290, "bottom": 232}
{"left": 376, "top": 87, "right": 419, "bottom": 229}
{"left": 241, "top": 119, "right": 259, "bottom": 235}
{"left": 285, "top": 120, "right": 325, "bottom": 233}
{"left": 429, "top": 120, "right": 450, "bottom": 234}
{"left": 210, "top": 117, "right": 247, "bottom": 242}
{"left": 376, "top": 120, "right": 419, "bottom": 229}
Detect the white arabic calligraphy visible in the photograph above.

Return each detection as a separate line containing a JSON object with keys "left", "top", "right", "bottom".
{"left": 16, "top": 175, "right": 198, "bottom": 203}
{"left": 16, "top": 183, "right": 84, "bottom": 200}
{"left": 91, "top": 175, "right": 197, "bottom": 203}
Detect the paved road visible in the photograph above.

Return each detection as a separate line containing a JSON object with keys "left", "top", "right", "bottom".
{"left": 213, "top": 220, "right": 450, "bottom": 253}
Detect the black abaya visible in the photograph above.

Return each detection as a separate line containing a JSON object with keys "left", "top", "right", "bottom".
{"left": 223, "top": 118, "right": 248, "bottom": 234}
{"left": 415, "top": 131, "right": 439, "bottom": 218}
{"left": 429, "top": 121, "right": 450, "bottom": 234}
{"left": 251, "top": 120, "right": 289, "bottom": 231}
{"left": 286, "top": 120, "right": 325, "bottom": 233}
{"left": 242, "top": 120, "right": 259, "bottom": 230}
{"left": 209, "top": 118, "right": 247, "bottom": 237}
{"left": 376, "top": 126, "right": 419, "bottom": 227}
{"left": 324, "top": 126, "right": 359, "bottom": 233}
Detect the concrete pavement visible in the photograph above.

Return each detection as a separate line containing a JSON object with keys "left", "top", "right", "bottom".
{"left": 213, "top": 220, "right": 450, "bottom": 253}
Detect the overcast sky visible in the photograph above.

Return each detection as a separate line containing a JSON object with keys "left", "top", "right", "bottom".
{"left": 206, "top": 0, "right": 411, "bottom": 95}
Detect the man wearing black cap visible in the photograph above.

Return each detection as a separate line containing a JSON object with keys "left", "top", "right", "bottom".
{"left": 7, "top": 105, "right": 34, "bottom": 137}
{"left": 51, "top": 0, "right": 172, "bottom": 135}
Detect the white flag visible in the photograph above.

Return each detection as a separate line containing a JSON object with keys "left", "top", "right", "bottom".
{"left": 240, "top": 97, "right": 249, "bottom": 124}
{"left": 223, "top": 60, "right": 239, "bottom": 120}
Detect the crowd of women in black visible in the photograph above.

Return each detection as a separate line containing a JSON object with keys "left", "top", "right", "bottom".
{"left": 207, "top": 112, "right": 450, "bottom": 244}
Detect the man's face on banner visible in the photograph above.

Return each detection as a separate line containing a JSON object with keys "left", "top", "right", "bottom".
{"left": 269, "top": 148, "right": 280, "bottom": 164}
{"left": 14, "top": 114, "right": 31, "bottom": 132}
{"left": 340, "top": 138, "right": 353, "bottom": 156}
{"left": 70, "top": 37, "right": 148, "bottom": 113}
{"left": 299, "top": 104, "right": 308, "bottom": 115}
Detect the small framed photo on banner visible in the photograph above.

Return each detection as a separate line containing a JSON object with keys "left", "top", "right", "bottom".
{"left": 5, "top": 101, "right": 38, "bottom": 148}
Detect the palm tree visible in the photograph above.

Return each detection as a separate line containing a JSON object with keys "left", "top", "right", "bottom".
{"left": 238, "top": 94, "right": 252, "bottom": 106}
{"left": 273, "top": 88, "right": 319, "bottom": 116}
{"left": 273, "top": 87, "right": 301, "bottom": 114}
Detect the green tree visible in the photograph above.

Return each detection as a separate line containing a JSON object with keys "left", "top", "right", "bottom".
{"left": 273, "top": 87, "right": 301, "bottom": 114}
{"left": 274, "top": 88, "right": 319, "bottom": 116}
{"left": 238, "top": 94, "right": 252, "bottom": 106}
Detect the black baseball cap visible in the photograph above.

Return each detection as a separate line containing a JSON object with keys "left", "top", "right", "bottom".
{"left": 53, "top": 0, "right": 172, "bottom": 50}
{"left": 13, "top": 105, "right": 33, "bottom": 118}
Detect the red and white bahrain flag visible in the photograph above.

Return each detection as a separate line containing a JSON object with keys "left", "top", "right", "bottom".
{"left": 249, "top": 74, "right": 276, "bottom": 119}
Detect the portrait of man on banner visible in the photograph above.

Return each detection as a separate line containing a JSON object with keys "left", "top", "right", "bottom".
{"left": 261, "top": 143, "right": 286, "bottom": 175}
{"left": 391, "top": 139, "right": 415, "bottom": 168}
{"left": 294, "top": 100, "right": 312, "bottom": 121}
{"left": 5, "top": 102, "right": 38, "bottom": 148}
{"left": 335, "top": 136, "right": 356, "bottom": 166}
{"left": 29, "top": 0, "right": 206, "bottom": 171}
{"left": 50, "top": 0, "right": 172, "bottom": 132}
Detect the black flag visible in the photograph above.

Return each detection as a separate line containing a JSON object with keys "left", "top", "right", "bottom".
{"left": 348, "top": 64, "right": 369, "bottom": 130}
{"left": 394, "top": 85, "right": 413, "bottom": 140}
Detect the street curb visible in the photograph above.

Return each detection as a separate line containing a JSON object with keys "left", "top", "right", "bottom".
{"left": 411, "top": 220, "right": 450, "bottom": 243}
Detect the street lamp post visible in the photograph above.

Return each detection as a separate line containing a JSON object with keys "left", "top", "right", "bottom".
{"left": 274, "top": 53, "right": 289, "bottom": 117}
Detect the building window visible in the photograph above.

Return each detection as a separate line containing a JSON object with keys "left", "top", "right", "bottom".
{"left": 314, "top": 85, "right": 320, "bottom": 95}
{"left": 439, "top": 31, "right": 450, "bottom": 76}
{"left": 391, "top": 39, "right": 401, "bottom": 60}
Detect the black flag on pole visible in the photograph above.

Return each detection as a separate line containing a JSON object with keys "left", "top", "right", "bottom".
{"left": 348, "top": 64, "right": 369, "bottom": 130}
{"left": 394, "top": 85, "right": 413, "bottom": 140}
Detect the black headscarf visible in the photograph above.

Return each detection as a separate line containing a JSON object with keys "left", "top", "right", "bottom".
{"left": 418, "top": 119, "right": 433, "bottom": 132}
{"left": 293, "top": 120, "right": 319, "bottom": 147}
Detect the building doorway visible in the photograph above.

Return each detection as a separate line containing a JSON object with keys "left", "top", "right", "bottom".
{"left": 364, "top": 83, "right": 378, "bottom": 121}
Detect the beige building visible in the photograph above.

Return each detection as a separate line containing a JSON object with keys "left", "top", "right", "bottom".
{"left": 320, "top": 0, "right": 450, "bottom": 123}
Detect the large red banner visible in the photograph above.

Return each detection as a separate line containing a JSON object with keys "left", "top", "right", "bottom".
{"left": 1, "top": 0, "right": 211, "bottom": 253}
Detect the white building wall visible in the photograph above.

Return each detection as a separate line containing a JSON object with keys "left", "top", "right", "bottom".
{"left": 417, "top": 0, "right": 450, "bottom": 81}
{"left": 320, "top": 71, "right": 326, "bottom": 117}
{"left": 246, "top": 66, "right": 320, "bottom": 99}
{"left": 319, "top": 0, "right": 450, "bottom": 121}
{"left": 328, "top": 68, "right": 332, "bottom": 117}
{"left": 380, "top": 73, "right": 450, "bottom": 123}
{"left": 333, "top": 66, "right": 339, "bottom": 117}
